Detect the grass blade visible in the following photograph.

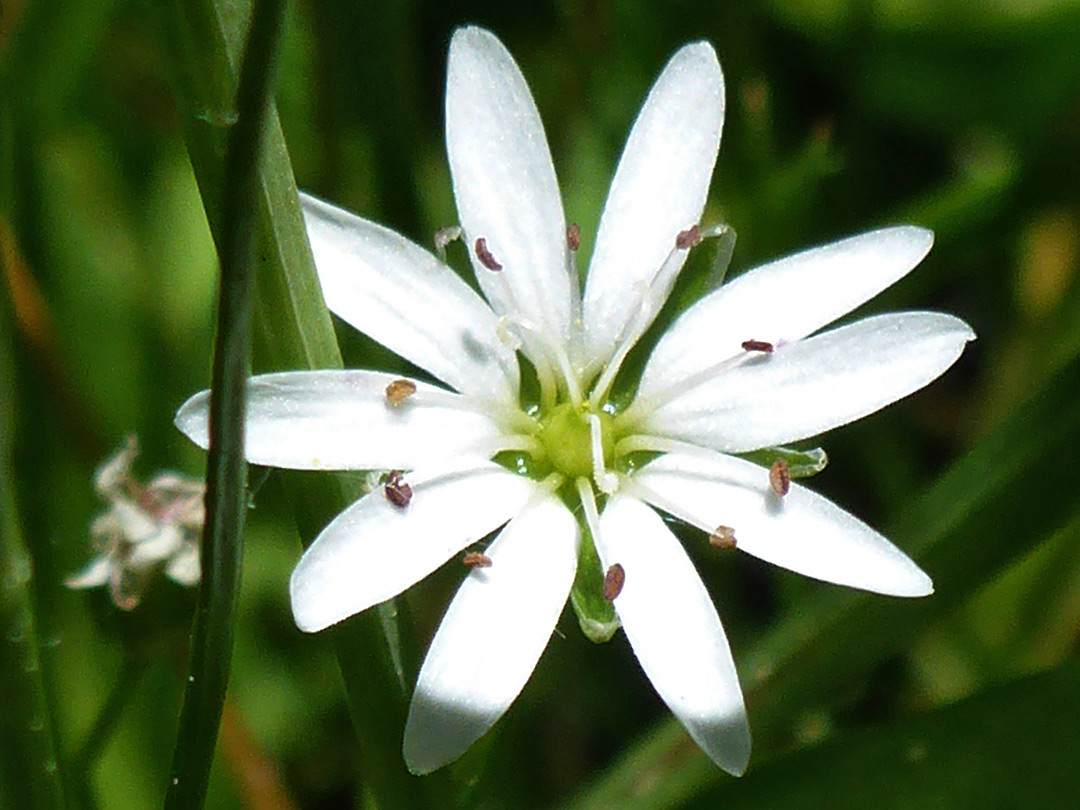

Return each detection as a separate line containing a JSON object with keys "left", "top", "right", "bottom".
{"left": 163, "top": 0, "right": 286, "bottom": 807}
{"left": 1, "top": 233, "right": 66, "bottom": 810}
{"left": 156, "top": 1, "right": 446, "bottom": 806}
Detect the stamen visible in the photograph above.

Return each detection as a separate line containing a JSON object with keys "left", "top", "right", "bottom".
{"left": 402, "top": 383, "right": 538, "bottom": 434}
{"left": 434, "top": 225, "right": 462, "bottom": 262}
{"left": 501, "top": 314, "right": 583, "bottom": 406}
{"left": 741, "top": 339, "right": 774, "bottom": 353}
{"left": 567, "top": 223, "right": 581, "bottom": 251}
{"left": 565, "top": 224, "right": 584, "bottom": 364}
{"left": 471, "top": 434, "right": 546, "bottom": 460}
{"left": 675, "top": 225, "right": 702, "bottom": 250}
{"left": 769, "top": 458, "right": 791, "bottom": 496}
{"left": 384, "top": 471, "right": 412, "bottom": 508}
{"left": 475, "top": 237, "right": 503, "bottom": 271}
{"left": 603, "top": 563, "right": 625, "bottom": 600}
{"left": 587, "top": 413, "right": 619, "bottom": 495}
{"left": 586, "top": 225, "right": 703, "bottom": 409}
{"left": 539, "top": 472, "right": 565, "bottom": 493}
{"left": 384, "top": 378, "right": 417, "bottom": 405}
{"left": 587, "top": 291, "right": 653, "bottom": 411}
{"left": 614, "top": 433, "right": 729, "bottom": 460}
{"left": 709, "top": 525, "right": 737, "bottom": 550}
{"left": 619, "top": 349, "right": 759, "bottom": 426}
{"left": 575, "top": 477, "right": 604, "bottom": 548}
{"left": 463, "top": 551, "right": 493, "bottom": 569}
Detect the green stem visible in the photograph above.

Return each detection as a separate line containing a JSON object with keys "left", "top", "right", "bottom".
{"left": 163, "top": 1, "right": 285, "bottom": 808}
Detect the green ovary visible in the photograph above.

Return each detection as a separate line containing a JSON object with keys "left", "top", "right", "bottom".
{"left": 538, "top": 403, "right": 615, "bottom": 479}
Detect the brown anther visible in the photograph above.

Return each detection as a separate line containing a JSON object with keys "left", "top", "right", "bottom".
{"left": 475, "top": 237, "right": 503, "bottom": 271}
{"left": 741, "top": 339, "right": 774, "bottom": 353}
{"left": 384, "top": 470, "right": 412, "bottom": 508}
{"left": 567, "top": 222, "right": 581, "bottom": 251}
{"left": 709, "top": 525, "right": 737, "bottom": 550}
{"left": 675, "top": 225, "right": 702, "bottom": 250}
{"left": 463, "top": 551, "right": 493, "bottom": 569}
{"left": 603, "top": 563, "right": 626, "bottom": 601}
{"left": 769, "top": 458, "right": 791, "bottom": 497}
{"left": 385, "top": 378, "right": 417, "bottom": 405}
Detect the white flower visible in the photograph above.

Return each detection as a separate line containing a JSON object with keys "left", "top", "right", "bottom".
{"left": 175, "top": 26, "right": 973, "bottom": 776}
{"left": 67, "top": 436, "right": 204, "bottom": 610}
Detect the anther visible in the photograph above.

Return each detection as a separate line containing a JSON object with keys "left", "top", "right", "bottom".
{"left": 463, "top": 551, "right": 493, "bottom": 569}
{"left": 769, "top": 458, "right": 791, "bottom": 496}
{"left": 675, "top": 225, "right": 702, "bottom": 250}
{"left": 603, "top": 563, "right": 625, "bottom": 601}
{"left": 709, "top": 525, "right": 737, "bottom": 550}
{"left": 567, "top": 223, "right": 581, "bottom": 251}
{"left": 741, "top": 339, "right": 774, "bottom": 353}
{"left": 384, "top": 470, "right": 412, "bottom": 508}
{"left": 434, "top": 225, "right": 462, "bottom": 261}
{"left": 384, "top": 378, "right": 417, "bottom": 405}
{"left": 475, "top": 237, "right": 503, "bottom": 271}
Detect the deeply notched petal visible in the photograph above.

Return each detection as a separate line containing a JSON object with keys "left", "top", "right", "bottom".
{"left": 301, "top": 193, "right": 519, "bottom": 405}
{"left": 637, "top": 227, "right": 935, "bottom": 402}
{"left": 404, "top": 495, "right": 579, "bottom": 774}
{"left": 639, "top": 312, "right": 975, "bottom": 453}
{"left": 596, "top": 495, "right": 751, "bottom": 776}
{"left": 629, "top": 451, "right": 932, "bottom": 597}
{"left": 175, "top": 370, "right": 508, "bottom": 471}
{"left": 446, "top": 26, "right": 574, "bottom": 355}
{"left": 582, "top": 41, "right": 725, "bottom": 372}
{"left": 290, "top": 459, "right": 536, "bottom": 632}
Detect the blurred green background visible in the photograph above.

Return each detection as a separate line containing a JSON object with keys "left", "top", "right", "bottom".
{"left": 3, "top": 0, "right": 1080, "bottom": 808}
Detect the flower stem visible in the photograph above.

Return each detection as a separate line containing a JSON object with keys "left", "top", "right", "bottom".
{"left": 163, "top": 1, "right": 286, "bottom": 808}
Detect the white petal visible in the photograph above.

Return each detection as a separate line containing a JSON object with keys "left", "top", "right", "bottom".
{"left": 129, "top": 525, "right": 185, "bottom": 566}
{"left": 165, "top": 543, "right": 202, "bottom": 586}
{"left": 446, "top": 26, "right": 573, "bottom": 355}
{"left": 110, "top": 499, "right": 161, "bottom": 543}
{"left": 290, "top": 459, "right": 537, "bottom": 632}
{"left": 638, "top": 312, "right": 975, "bottom": 453}
{"left": 581, "top": 42, "right": 725, "bottom": 371}
{"left": 301, "top": 192, "right": 519, "bottom": 404}
{"left": 403, "top": 495, "right": 579, "bottom": 774}
{"left": 175, "top": 370, "right": 510, "bottom": 471}
{"left": 637, "top": 227, "right": 936, "bottom": 401}
{"left": 93, "top": 436, "right": 137, "bottom": 496}
{"left": 65, "top": 556, "right": 112, "bottom": 589}
{"left": 595, "top": 494, "right": 750, "bottom": 775}
{"left": 628, "top": 451, "right": 932, "bottom": 596}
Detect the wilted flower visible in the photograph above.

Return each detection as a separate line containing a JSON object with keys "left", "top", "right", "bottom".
{"left": 67, "top": 436, "right": 203, "bottom": 610}
{"left": 177, "top": 27, "right": 973, "bottom": 774}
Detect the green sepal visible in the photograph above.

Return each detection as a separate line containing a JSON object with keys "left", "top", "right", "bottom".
{"left": 740, "top": 445, "right": 828, "bottom": 478}
{"left": 570, "top": 525, "right": 620, "bottom": 644}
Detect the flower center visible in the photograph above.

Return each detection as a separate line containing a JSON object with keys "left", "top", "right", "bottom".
{"left": 538, "top": 403, "right": 614, "bottom": 479}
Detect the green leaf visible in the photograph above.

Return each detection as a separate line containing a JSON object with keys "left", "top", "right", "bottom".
{"left": 561, "top": 355, "right": 1080, "bottom": 810}
{"left": 686, "top": 656, "right": 1080, "bottom": 809}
